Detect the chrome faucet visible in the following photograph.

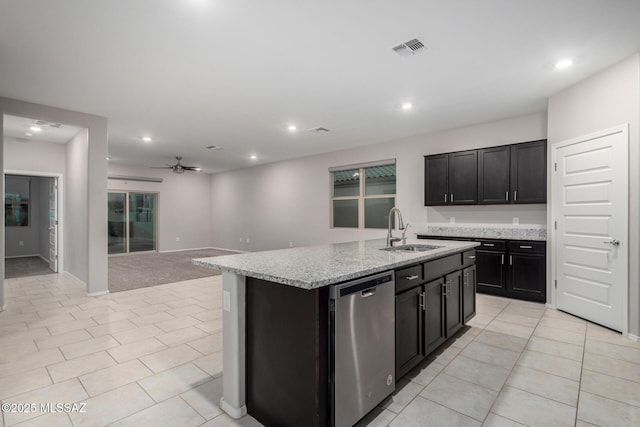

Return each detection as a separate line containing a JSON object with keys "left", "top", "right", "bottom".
{"left": 386, "top": 207, "right": 406, "bottom": 247}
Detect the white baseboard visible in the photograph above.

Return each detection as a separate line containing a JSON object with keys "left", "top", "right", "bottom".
{"left": 159, "top": 246, "right": 245, "bottom": 254}
{"left": 545, "top": 303, "right": 556, "bottom": 309}
{"left": 87, "top": 290, "right": 109, "bottom": 297}
{"left": 628, "top": 333, "right": 639, "bottom": 342}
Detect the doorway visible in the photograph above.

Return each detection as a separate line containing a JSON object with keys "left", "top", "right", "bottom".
{"left": 108, "top": 191, "right": 158, "bottom": 255}
{"left": 551, "top": 125, "right": 629, "bottom": 333}
{"left": 4, "top": 173, "right": 60, "bottom": 278}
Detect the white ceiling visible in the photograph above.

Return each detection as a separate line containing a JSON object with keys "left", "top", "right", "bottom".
{"left": 3, "top": 114, "right": 83, "bottom": 144}
{"left": 1, "top": 1, "right": 640, "bottom": 173}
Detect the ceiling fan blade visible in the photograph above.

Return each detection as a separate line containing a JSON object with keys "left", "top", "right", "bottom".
{"left": 150, "top": 166, "right": 174, "bottom": 169}
{"left": 183, "top": 166, "right": 201, "bottom": 171}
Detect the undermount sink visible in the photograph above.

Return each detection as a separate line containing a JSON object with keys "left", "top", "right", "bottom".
{"left": 380, "top": 244, "right": 442, "bottom": 252}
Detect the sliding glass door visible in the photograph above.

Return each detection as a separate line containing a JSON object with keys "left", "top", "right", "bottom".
{"left": 108, "top": 191, "right": 157, "bottom": 255}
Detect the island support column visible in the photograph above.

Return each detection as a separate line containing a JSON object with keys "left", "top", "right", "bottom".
{"left": 220, "top": 271, "right": 247, "bottom": 418}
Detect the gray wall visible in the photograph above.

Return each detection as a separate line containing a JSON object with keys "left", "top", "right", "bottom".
{"left": 65, "top": 129, "right": 89, "bottom": 283}
{"left": 5, "top": 176, "right": 41, "bottom": 257}
{"left": 3, "top": 137, "right": 66, "bottom": 173}
{"left": 547, "top": 53, "right": 640, "bottom": 337}
{"left": 107, "top": 164, "right": 212, "bottom": 252}
{"left": 209, "top": 112, "right": 548, "bottom": 252}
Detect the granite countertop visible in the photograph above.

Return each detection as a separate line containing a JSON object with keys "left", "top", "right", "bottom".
{"left": 193, "top": 238, "right": 479, "bottom": 290}
{"left": 415, "top": 223, "right": 546, "bottom": 241}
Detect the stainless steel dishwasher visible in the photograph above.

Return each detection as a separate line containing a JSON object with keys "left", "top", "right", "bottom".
{"left": 329, "top": 271, "right": 395, "bottom": 427}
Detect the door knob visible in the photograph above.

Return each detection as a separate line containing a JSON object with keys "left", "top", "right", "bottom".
{"left": 604, "top": 239, "right": 620, "bottom": 247}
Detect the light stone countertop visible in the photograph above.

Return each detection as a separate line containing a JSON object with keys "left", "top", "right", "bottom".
{"left": 193, "top": 238, "right": 479, "bottom": 290}
{"left": 415, "top": 223, "right": 546, "bottom": 241}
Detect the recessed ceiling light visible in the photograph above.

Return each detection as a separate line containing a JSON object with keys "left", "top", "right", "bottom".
{"left": 25, "top": 132, "right": 33, "bottom": 137}
{"left": 30, "top": 125, "right": 42, "bottom": 132}
{"left": 555, "top": 58, "right": 573, "bottom": 70}
{"left": 250, "top": 155, "right": 258, "bottom": 160}
{"left": 287, "top": 125, "right": 297, "bottom": 132}
{"left": 142, "top": 136, "right": 152, "bottom": 142}
{"left": 401, "top": 102, "right": 414, "bottom": 111}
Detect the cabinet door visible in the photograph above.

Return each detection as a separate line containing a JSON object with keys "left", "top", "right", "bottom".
{"left": 510, "top": 140, "right": 547, "bottom": 204}
{"left": 444, "top": 271, "right": 463, "bottom": 337}
{"left": 478, "top": 146, "right": 510, "bottom": 204}
{"left": 475, "top": 250, "right": 506, "bottom": 295}
{"left": 395, "top": 287, "right": 424, "bottom": 378}
{"left": 448, "top": 151, "right": 477, "bottom": 204}
{"left": 424, "top": 278, "right": 446, "bottom": 355}
{"left": 424, "top": 155, "right": 448, "bottom": 206}
{"left": 462, "top": 265, "right": 476, "bottom": 323}
{"left": 508, "top": 253, "right": 546, "bottom": 302}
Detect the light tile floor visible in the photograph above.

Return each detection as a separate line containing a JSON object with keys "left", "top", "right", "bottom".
{"left": 1, "top": 273, "right": 639, "bottom": 426}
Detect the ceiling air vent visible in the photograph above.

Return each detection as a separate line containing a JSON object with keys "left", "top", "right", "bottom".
{"left": 309, "top": 127, "right": 330, "bottom": 133}
{"left": 34, "top": 120, "right": 62, "bottom": 128}
{"left": 392, "top": 38, "right": 427, "bottom": 57}
{"left": 206, "top": 145, "right": 224, "bottom": 150}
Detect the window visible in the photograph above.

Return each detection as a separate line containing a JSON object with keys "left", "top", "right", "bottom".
{"left": 5, "top": 175, "right": 31, "bottom": 227}
{"left": 330, "top": 160, "right": 396, "bottom": 229}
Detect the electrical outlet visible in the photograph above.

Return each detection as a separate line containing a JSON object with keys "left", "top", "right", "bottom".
{"left": 513, "top": 217, "right": 520, "bottom": 225}
{"left": 175, "top": 237, "right": 180, "bottom": 242}
{"left": 289, "top": 242, "right": 294, "bottom": 247}
{"left": 223, "top": 291, "right": 231, "bottom": 312}
{"left": 19, "top": 241, "right": 24, "bottom": 246}
{"left": 450, "top": 217, "right": 455, "bottom": 224}
{"left": 246, "top": 238, "right": 250, "bottom": 244}
{"left": 239, "top": 238, "right": 243, "bottom": 243}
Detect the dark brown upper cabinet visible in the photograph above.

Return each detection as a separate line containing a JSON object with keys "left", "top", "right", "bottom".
{"left": 424, "top": 151, "right": 477, "bottom": 206}
{"left": 510, "top": 140, "right": 547, "bottom": 204}
{"left": 478, "top": 146, "right": 510, "bottom": 204}
{"left": 427, "top": 140, "right": 546, "bottom": 206}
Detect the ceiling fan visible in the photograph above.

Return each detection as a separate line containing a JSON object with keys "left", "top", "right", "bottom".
{"left": 153, "top": 156, "right": 201, "bottom": 174}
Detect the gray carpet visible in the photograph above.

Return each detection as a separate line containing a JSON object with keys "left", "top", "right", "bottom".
{"left": 5, "top": 256, "right": 54, "bottom": 279}
{"left": 108, "top": 248, "right": 237, "bottom": 292}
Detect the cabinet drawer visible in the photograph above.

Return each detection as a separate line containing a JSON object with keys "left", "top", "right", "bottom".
{"left": 395, "top": 265, "right": 423, "bottom": 294}
{"left": 462, "top": 250, "right": 476, "bottom": 266}
{"left": 508, "top": 241, "right": 545, "bottom": 254}
{"left": 477, "top": 240, "right": 506, "bottom": 252}
{"left": 424, "top": 254, "right": 461, "bottom": 282}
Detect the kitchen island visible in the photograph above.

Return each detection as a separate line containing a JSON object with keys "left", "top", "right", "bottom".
{"left": 194, "top": 238, "right": 479, "bottom": 427}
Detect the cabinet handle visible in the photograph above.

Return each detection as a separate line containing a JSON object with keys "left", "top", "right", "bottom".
{"left": 451, "top": 193, "right": 454, "bottom": 203}
{"left": 509, "top": 255, "right": 513, "bottom": 266}
{"left": 404, "top": 275, "right": 419, "bottom": 281}
{"left": 444, "top": 194, "right": 447, "bottom": 203}
{"left": 520, "top": 245, "right": 532, "bottom": 249}
{"left": 442, "top": 283, "right": 448, "bottom": 297}
{"left": 484, "top": 243, "right": 495, "bottom": 247}
{"left": 514, "top": 191, "right": 517, "bottom": 201}
{"left": 419, "top": 292, "right": 425, "bottom": 310}
{"left": 467, "top": 255, "right": 476, "bottom": 259}
{"left": 463, "top": 272, "right": 468, "bottom": 286}
{"left": 501, "top": 254, "right": 505, "bottom": 265}
{"left": 505, "top": 191, "right": 509, "bottom": 201}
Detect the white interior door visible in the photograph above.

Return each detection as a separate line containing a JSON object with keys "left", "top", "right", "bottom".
{"left": 552, "top": 125, "right": 628, "bottom": 332}
{"left": 48, "top": 179, "right": 58, "bottom": 272}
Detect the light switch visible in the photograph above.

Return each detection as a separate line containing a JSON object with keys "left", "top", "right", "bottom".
{"left": 223, "top": 290, "right": 231, "bottom": 312}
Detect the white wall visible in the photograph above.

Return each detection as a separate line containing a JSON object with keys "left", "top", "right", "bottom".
{"left": 209, "top": 112, "right": 547, "bottom": 252}
{"left": 64, "top": 129, "right": 88, "bottom": 282}
{"left": 547, "top": 53, "right": 640, "bottom": 337}
{"left": 108, "top": 164, "right": 212, "bottom": 252}
{"left": 3, "top": 137, "right": 66, "bottom": 174}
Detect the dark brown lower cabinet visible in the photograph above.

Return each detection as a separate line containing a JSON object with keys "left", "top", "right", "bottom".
{"left": 476, "top": 249, "right": 506, "bottom": 293}
{"left": 395, "top": 252, "right": 477, "bottom": 380}
{"left": 423, "top": 278, "right": 446, "bottom": 355}
{"left": 444, "top": 271, "right": 463, "bottom": 338}
{"left": 395, "top": 286, "right": 424, "bottom": 379}
{"left": 462, "top": 265, "right": 476, "bottom": 323}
